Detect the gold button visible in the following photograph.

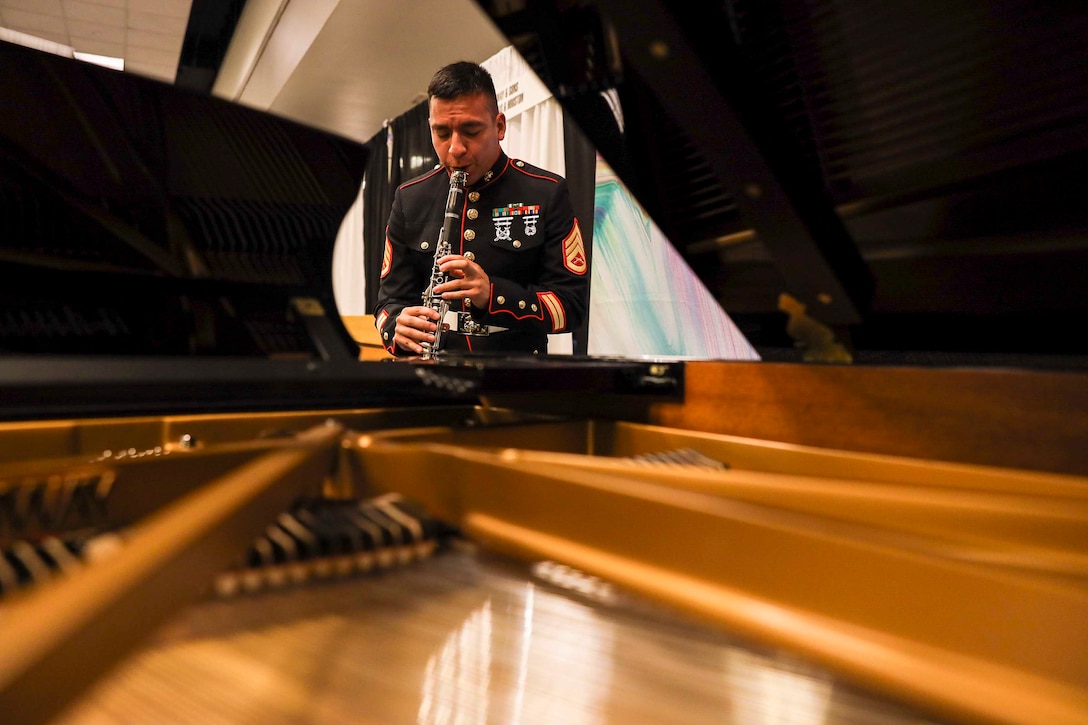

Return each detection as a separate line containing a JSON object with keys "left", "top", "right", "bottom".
{"left": 467, "top": 209, "right": 478, "bottom": 220}
{"left": 420, "top": 241, "right": 429, "bottom": 250}
{"left": 383, "top": 331, "right": 389, "bottom": 339}
{"left": 468, "top": 192, "right": 480, "bottom": 202}
{"left": 464, "top": 229, "right": 476, "bottom": 241}
{"left": 516, "top": 160, "right": 525, "bottom": 167}
{"left": 465, "top": 251, "right": 475, "bottom": 261}
{"left": 531, "top": 304, "right": 538, "bottom": 312}
{"left": 497, "top": 296, "right": 506, "bottom": 304}
{"left": 518, "top": 300, "right": 526, "bottom": 309}
{"left": 512, "top": 240, "right": 521, "bottom": 248}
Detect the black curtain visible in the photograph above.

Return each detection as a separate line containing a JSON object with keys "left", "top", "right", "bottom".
{"left": 363, "top": 101, "right": 437, "bottom": 313}
{"left": 362, "top": 125, "right": 391, "bottom": 315}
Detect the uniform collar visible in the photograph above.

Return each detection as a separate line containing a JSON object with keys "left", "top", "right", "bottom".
{"left": 468, "top": 152, "right": 509, "bottom": 191}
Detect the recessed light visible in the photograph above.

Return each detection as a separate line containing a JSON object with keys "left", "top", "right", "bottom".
{"left": 74, "top": 51, "right": 125, "bottom": 71}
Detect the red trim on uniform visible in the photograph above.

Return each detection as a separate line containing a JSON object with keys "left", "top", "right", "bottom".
{"left": 538, "top": 291, "right": 566, "bottom": 332}
{"left": 398, "top": 166, "right": 445, "bottom": 190}
{"left": 511, "top": 161, "right": 560, "bottom": 184}
{"left": 489, "top": 288, "right": 545, "bottom": 321}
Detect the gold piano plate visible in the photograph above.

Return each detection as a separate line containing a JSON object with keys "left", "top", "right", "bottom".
{"left": 0, "top": 381, "right": 1085, "bottom": 725}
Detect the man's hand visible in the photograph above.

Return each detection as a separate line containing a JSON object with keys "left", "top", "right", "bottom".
{"left": 434, "top": 255, "right": 491, "bottom": 308}
{"left": 394, "top": 305, "right": 440, "bottom": 355}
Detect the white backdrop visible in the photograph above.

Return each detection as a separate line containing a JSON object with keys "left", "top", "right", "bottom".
{"left": 482, "top": 46, "right": 571, "bottom": 352}
{"left": 483, "top": 46, "right": 565, "bottom": 176}
{"left": 331, "top": 180, "right": 368, "bottom": 316}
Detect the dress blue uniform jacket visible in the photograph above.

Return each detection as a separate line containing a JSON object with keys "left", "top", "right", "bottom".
{"left": 374, "top": 153, "right": 589, "bottom": 356}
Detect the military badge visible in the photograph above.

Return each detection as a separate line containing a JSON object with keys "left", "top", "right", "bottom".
{"left": 493, "top": 215, "right": 513, "bottom": 240}
{"left": 495, "top": 203, "right": 541, "bottom": 240}
{"left": 523, "top": 212, "right": 539, "bottom": 236}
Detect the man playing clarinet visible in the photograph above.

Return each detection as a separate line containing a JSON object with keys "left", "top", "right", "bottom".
{"left": 374, "top": 61, "right": 589, "bottom": 357}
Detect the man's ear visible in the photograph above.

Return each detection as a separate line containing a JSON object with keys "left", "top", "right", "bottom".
{"left": 496, "top": 112, "right": 507, "bottom": 141}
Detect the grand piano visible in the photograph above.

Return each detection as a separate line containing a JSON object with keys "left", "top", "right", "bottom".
{"left": 1, "top": 1, "right": 1087, "bottom": 723}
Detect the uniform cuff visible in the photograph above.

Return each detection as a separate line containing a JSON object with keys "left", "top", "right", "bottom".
{"left": 487, "top": 281, "right": 544, "bottom": 322}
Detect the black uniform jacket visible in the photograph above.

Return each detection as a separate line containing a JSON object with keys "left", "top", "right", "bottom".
{"left": 374, "top": 153, "right": 589, "bottom": 356}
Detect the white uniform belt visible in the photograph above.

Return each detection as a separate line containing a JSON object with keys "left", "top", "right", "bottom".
{"left": 442, "top": 310, "right": 509, "bottom": 336}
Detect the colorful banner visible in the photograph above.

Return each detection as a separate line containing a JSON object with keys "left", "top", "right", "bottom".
{"left": 588, "top": 159, "right": 759, "bottom": 360}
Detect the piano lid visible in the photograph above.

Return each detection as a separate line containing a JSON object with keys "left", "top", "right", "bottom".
{"left": 475, "top": 0, "right": 1088, "bottom": 365}
{"left": 0, "top": 39, "right": 451, "bottom": 418}
{"left": 0, "top": 40, "right": 681, "bottom": 421}
{"left": 0, "top": 38, "right": 367, "bottom": 361}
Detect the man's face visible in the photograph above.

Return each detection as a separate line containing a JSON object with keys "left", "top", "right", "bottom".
{"left": 429, "top": 92, "right": 506, "bottom": 186}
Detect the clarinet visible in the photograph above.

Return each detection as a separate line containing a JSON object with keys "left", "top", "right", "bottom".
{"left": 420, "top": 169, "right": 468, "bottom": 360}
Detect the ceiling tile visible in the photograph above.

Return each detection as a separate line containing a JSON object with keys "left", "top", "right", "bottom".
{"left": 0, "top": 8, "right": 67, "bottom": 35}
{"left": 67, "top": 18, "right": 126, "bottom": 44}
{"left": 125, "top": 42, "right": 177, "bottom": 66}
{"left": 0, "top": 0, "right": 63, "bottom": 16}
{"left": 128, "top": 9, "right": 186, "bottom": 34}
{"left": 128, "top": 0, "right": 192, "bottom": 21}
{"left": 126, "top": 59, "right": 176, "bottom": 80}
{"left": 72, "top": 37, "right": 124, "bottom": 57}
{"left": 8, "top": 27, "right": 71, "bottom": 47}
{"left": 62, "top": 0, "right": 125, "bottom": 26}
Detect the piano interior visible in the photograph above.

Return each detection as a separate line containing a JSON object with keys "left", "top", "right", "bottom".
{"left": 2, "top": 2, "right": 1087, "bottom": 724}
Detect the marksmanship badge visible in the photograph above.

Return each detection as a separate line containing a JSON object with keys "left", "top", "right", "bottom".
{"left": 494, "top": 203, "right": 541, "bottom": 240}
{"left": 493, "top": 216, "right": 513, "bottom": 240}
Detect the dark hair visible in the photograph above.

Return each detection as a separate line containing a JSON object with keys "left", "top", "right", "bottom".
{"left": 427, "top": 61, "right": 499, "bottom": 114}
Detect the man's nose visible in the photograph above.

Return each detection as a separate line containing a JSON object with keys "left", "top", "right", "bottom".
{"left": 449, "top": 133, "right": 467, "bottom": 156}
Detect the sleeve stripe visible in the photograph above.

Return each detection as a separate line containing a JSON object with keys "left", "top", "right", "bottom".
{"left": 538, "top": 292, "right": 566, "bottom": 332}
{"left": 375, "top": 310, "right": 393, "bottom": 352}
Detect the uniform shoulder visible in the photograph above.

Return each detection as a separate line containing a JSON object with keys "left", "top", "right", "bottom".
{"left": 396, "top": 166, "right": 445, "bottom": 193}
{"left": 507, "top": 158, "right": 565, "bottom": 184}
